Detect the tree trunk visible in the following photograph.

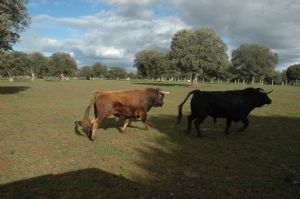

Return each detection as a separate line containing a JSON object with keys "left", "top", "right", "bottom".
{"left": 8, "top": 73, "right": 14, "bottom": 82}
{"left": 191, "top": 73, "right": 198, "bottom": 85}
{"left": 251, "top": 76, "right": 255, "bottom": 85}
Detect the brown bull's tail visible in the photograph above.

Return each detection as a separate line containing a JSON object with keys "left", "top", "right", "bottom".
{"left": 177, "top": 89, "right": 200, "bottom": 124}
{"left": 81, "top": 90, "right": 102, "bottom": 131}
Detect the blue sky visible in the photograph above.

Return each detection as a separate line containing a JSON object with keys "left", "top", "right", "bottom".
{"left": 15, "top": 0, "right": 300, "bottom": 70}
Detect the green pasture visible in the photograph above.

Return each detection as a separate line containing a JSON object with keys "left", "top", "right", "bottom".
{"left": 0, "top": 80, "right": 299, "bottom": 198}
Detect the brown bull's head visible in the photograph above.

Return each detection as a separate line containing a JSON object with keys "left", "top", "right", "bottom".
{"left": 152, "top": 89, "right": 170, "bottom": 107}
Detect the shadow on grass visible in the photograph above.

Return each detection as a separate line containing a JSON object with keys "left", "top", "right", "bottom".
{"left": 131, "top": 114, "right": 300, "bottom": 198}
{"left": 0, "top": 86, "right": 30, "bottom": 95}
{"left": 132, "top": 82, "right": 190, "bottom": 87}
{"left": 0, "top": 168, "right": 168, "bottom": 198}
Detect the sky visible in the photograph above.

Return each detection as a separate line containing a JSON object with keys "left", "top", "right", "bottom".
{"left": 14, "top": 0, "right": 300, "bottom": 71}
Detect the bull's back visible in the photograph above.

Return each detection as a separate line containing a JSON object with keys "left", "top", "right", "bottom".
{"left": 99, "top": 90, "right": 147, "bottom": 109}
{"left": 191, "top": 91, "right": 246, "bottom": 119}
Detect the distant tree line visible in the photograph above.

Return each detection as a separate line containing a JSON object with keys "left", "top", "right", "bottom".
{"left": 78, "top": 63, "right": 135, "bottom": 80}
{"left": 0, "top": 1, "right": 299, "bottom": 84}
{"left": 0, "top": 29, "right": 299, "bottom": 83}
{"left": 134, "top": 28, "right": 298, "bottom": 85}
{"left": 0, "top": 51, "right": 139, "bottom": 81}
{"left": 0, "top": 51, "right": 77, "bottom": 81}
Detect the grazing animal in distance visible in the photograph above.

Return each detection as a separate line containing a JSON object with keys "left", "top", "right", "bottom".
{"left": 82, "top": 88, "right": 169, "bottom": 141}
{"left": 177, "top": 88, "right": 272, "bottom": 137}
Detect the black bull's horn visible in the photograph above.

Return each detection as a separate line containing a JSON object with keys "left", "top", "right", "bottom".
{"left": 160, "top": 91, "right": 170, "bottom": 94}
{"left": 259, "top": 89, "right": 273, "bottom": 94}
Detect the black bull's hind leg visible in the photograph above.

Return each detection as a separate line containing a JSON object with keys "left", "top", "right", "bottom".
{"left": 186, "top": 114, "right": 196, "bottom": 134}
{"left": 238, "top": 117, "right": 249, "bottom": 132}
{"left": 194, "top": 119, "right": 203, "bottom": 137}
{"left": 225, "top": 118, "right": 232, "bottom": 134}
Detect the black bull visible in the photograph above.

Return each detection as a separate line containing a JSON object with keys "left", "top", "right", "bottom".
{"left": 177, "top": 88, "right": 272, "bottom": 137}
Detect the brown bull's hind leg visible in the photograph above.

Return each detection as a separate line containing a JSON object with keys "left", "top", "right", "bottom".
{"left": 90, "top": 116, "right": 106, "bottom": 141}
{"left": 89, "top": 118, "right": 99, "bottom": 141}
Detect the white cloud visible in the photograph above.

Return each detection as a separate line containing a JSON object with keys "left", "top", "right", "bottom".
{"left": 16, "top": 12, "right": 188, "bottom": 67}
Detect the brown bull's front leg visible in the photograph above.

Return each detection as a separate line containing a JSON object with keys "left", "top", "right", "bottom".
{"left": 140, "top": 112, "right": 148, "bottom": 130}
{"left": 122, "top": 118, "right": 130, "bottom": 132}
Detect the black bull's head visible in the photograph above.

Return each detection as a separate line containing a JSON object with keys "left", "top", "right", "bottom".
{"left": 256, "top": 88, "right": 272, "bottom": 107}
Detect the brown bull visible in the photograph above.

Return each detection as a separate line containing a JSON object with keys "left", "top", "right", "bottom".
{"left": 81, "top": 88, "right": 169, "bottom": 141}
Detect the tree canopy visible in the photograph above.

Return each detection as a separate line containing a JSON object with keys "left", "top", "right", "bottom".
{"left": 0, "top": 51, "right": 30, "bottom": 80}
{"left": 93, "top": 62, "right": 108, "bottom": 78}
{"left": 169, "top": 28, "right": 229, "bottom": 83}
{"left": 29, "top": 52, "right": 49, "bottom": 77}
{"left": 48, "top": 52, "right": 77, "bottom": 78}
{"left": 134, "top": 49, "right": 174, "bottom": 79}
{"left": 231, "top": 43, "right": 278, "bottom": 83}
{"left": 108, "top": 66, "right": 127, "bottom": 79}
{"left": 0, "top": 0, "right": 31, "bottom": 51}
{"left": 286, "top": 64, "right": 300, "bottom": 82}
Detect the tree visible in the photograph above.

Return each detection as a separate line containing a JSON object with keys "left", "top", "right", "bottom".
{"left": 169, "top": 28, "right": 229, "bottom": 84}
{"left": 29, "top": 52, "right": 49, "bottom": 79}
{"left": 0, "top": 51, "right": 30, "bottom": 81}
{"left": 0, "top": 0, "right": 31, "bottom": 51}
{"left": 134, "top": 49, "right": 173, "bottom": 80}
{"left": 286, "top": 64, "right": 300, "bottom": 83}
{"left": 231, "top": 44, "right": 278, "bottom": 83}
{"left": 127, "top": 72, "right": 138, "bottom": 79}
{"left": 48, "top": 52, "right": 77, "bottom": 79}
{"left": 108, "top": 66, "right": 127, "bottom": 79}
{"left": 78, "top": 66, "right": 94, "bottom": 79}
{"left": 264, "top": 70, "right": 284, "bottom": 85}
{"left": 92, "top": 62, "right": 107, "bottom": 78}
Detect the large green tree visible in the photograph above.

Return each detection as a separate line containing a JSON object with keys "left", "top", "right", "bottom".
{"left": 134, "top": 49, "right": 173, "bottom": 79}
{"left": 48, "top": 52, "right": 77, "bottom": 79}
{"left": 29, "top": 52, "right": 49, "bottom": 79}
{"left": 0, "top": 0, "right": 31, "bottom": 51}
{"left": 108, "top": 66, "right": 127, "bottom": 79}
{"left": 0, "top": 51, "right": 30, "bottom": 80}
{"left": 231, "top": 44, "right": 278, "bottom": 83}
{"left": 92, "top": 62, "right": 107, "bottom": 78}
{"left": 286, "top": 64, "right": 300, "bottom": 83}
{"left": 78, "top": 66, "right": 94, "bottom": 79}
{"left": 169, "top": 28, "right": 229, "bottom": 84}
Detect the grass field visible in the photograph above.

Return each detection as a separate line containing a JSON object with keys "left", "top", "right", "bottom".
{"left": 0, "top": 80, "right": 299, "bottom": 198}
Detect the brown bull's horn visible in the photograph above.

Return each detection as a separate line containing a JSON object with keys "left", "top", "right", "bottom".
{"left": 161, "top": 91, "right": 170, "bottom": 94}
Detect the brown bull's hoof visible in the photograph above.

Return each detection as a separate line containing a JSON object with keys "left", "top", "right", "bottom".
{"left": 89, "top": 136, "right": 94, "bottom": 142}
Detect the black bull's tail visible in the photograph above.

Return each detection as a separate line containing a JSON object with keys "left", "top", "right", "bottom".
{"left": 177, "top": 89, "right": 200, "bottom": 124}
{"left": 81, "top": 90, "right": 102, "bottom": 131}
